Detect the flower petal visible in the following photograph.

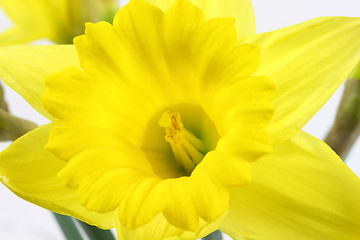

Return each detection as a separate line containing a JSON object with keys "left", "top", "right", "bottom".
{"left": 0, "top": 45, "right": 79, "bottom": 120}
{"left": 0, "top": 0, "right": 53, "bottom": 35}
{"left": 145, "top": 0, "right": 256, "bottom": 38}
{"left": 58, "top": 147, "right": 156, "bottom": 213}
{"left": 243, "top": 17, "right": 360, "bottom": 142}
{"left": 221, "top": 131, "right": 360, "bottom": 240}
{"left": 203, "top": 75, "right": 275, "bottom": 162}
{"left": 0, "top": 27, "right": 44, "bottom": 45}
{"left": 74, "top": 0, "right": 208, "bottom": 103}
{"left": 43, "top": 63, "right": 164, "bottom": 150}
{"left": 0, "top": 124, "right": 116, "bottom": 229}
{"left": 0, "top": 0, "right": 50, "bottom": 26}
{"left": 46, "top": 121, "right": 129, "bottom": 160}
{"left": 116, "top": 212, "right": 223, "bottom": 240}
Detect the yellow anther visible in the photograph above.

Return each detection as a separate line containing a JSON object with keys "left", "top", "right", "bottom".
{"left": 159, "top": 111, "right": 184, "bottom": 144}
{"left": 159, "top": 111, "right": 205, "bottom": 173}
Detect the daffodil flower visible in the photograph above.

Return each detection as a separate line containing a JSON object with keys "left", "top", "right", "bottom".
{"left": 0, "top": 0, "right": 360, "bottom": 239}
{"left": 0, "top": 0, "right": 119, "bottom": 45}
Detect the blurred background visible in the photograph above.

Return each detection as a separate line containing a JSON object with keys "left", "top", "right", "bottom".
{"left": 0, "top": 0, "right": 359, "bottom": 239}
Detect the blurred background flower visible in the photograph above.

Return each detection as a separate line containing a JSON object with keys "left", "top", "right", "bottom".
{"left": 0, "top": 0, "right": 119, "bottom": 45}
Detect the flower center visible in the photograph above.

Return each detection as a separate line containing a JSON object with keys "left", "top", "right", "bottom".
{"left": 159, "top": 111, "right": 205, "bottom": 173}
{"left": 141, "top": 104, "right": 219, "bottom": 178}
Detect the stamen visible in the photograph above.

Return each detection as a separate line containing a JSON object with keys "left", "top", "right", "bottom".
{"left": 159, "top": 111, "right": 205, "bottom": 173}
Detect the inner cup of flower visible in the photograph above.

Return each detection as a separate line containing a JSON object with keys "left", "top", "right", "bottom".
{"left": 141, "top": 103, "right": 220, "bottom": 178}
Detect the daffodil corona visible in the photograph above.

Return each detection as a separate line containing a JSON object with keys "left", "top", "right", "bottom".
{"left": 1, "top": 0, "right": 360, "bottom": 239}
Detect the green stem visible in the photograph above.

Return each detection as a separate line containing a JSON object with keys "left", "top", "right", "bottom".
{"left": 0, "top": 83, "right": 8, "bottom": 111}
{"left": 77, "top": 220, "right": 116, "bottom": 240}
{"left": 53, "top": 213, "right": 84, "bottom": 240}
{"left": 0, "top": 83, "right": 37, "bottom": 141}
{"left": 325, "top": 62, "right": 360, "bottom": 159}
{"left": 0, "top": 108, "right": 37, "bottom": 141}
{"left": 202, "top": 230, "right": 223, "bottom": 240}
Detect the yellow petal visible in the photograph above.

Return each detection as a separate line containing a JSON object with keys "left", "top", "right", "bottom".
{"left": 242, "top": 17, "right": 360, "bottom": 143}
{"left": 74, "top": 0, "right": 205, "bottom": 103}
{"left": 46, "top": 121, "right": 129, "bottom": 160}
{"left": 145, "top": 0, "right": 255, "bottom": 38}
{"left": 0, "top": 45, "right": 79, "bottom": 120}
{"left": 43, "top": 63, "right": 163, "bottom": 148}
{"left": 58, "top": 144, "right": 167, "bottom": 230}
{"left": 116, "top": 213, "right": 223, "bottom": 240}
{"left": 193, "top": 151, "right": 251, "bottom": 188}
{"left": 0, "top": 124, "right": 116, "bottom": 229}
{"left": 58, "top": 147, "right": 153, "bottom": 189}
{"left": 0, "top": 0, "right": 61, "bottom": 42}
{"left": 202, "top": 75, "right": 275, "bottom": 163}
{"left": 0, "top": 27, "right": 44, "bottom": 46}
{"left": 0, "top": 0, "right": 51, "bottom": 27}
{"left": 58, "top": 147, "right": 156, "bottom": 213}
{"left": 221, "top": 131, "right": 360, "bottom": 240}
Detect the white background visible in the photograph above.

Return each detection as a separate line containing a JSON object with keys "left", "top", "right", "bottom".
{"left": 0, "top": 0, "right": 359, "bottom": 239}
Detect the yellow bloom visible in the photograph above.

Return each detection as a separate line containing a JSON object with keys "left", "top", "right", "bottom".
{"left": 0, "top": 0, "right": 119, "bottom": 44}
{"left": 1, "top": 0, "right": 360, "bottom": 239}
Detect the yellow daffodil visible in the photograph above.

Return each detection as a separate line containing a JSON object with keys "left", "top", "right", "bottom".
{"left": 1, "top": 0, "right": 360, "bottom": 239}
{"left": 0, "top": 0, "right": 119, "bottom": 44}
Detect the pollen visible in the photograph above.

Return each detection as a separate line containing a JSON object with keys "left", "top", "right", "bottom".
{"left": 159, "top": 112, "right": 184, "bottom": 144}
{"left": 159, "top": 111, "right": 205, "bottom": 174}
